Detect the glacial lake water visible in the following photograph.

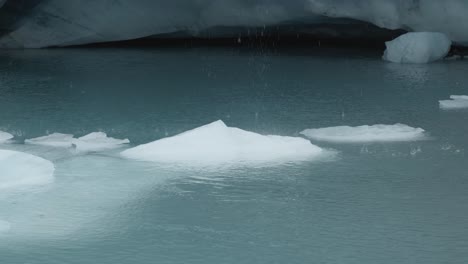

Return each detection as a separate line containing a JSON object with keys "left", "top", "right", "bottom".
{"left": 0, "top": 47, "right": 468, "bottom": 264}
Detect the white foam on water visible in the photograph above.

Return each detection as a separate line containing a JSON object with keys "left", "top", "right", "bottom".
{"left": 122, "top": 120, "right": 324, "bottom": 166}
{"left": 439, "top": 95, "right": 468, "bottom": 110}
{"left": 0, "top": 131, "right": 14, "bottom": 143}
{"left": 0, "top": 149, "right": 55, "bottom": 190}
{"left": 300, "top": 124, "right": 427, "bottom": 143}
{"left": 25, "top": 132, "right": 129, "bottom": 152}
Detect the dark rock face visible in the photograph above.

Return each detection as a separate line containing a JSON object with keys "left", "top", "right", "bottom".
{"left": 0, "top": 0, "right": 466, "bottom": 48}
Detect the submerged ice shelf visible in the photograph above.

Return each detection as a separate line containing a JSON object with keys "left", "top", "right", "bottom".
{"left": 300, "top": 124, "right": 427, "bottom": 143}
{"left": 0, "top": 220, "right": 10, "bottom": 234}
{"left": 383, "top": 32, "right": 451, "bottom": 64}
{"left": 0, "top": 150, "right": 55, "bottom": 190}
{"left": 0, "top": 131, "right": 13, "bottom": 143}
{"left": 25, "top": 132, "right": 129, "bottom": 152}
{"left": 439, "top": 95, "right": 468, "bottom": 110}
{"left": 122, "top": 120, "right": 324, "bottom": 166}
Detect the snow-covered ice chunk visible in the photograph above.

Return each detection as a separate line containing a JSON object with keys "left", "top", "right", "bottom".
{"left": 0, "top": 131, "right": 13, "bottom": 143}
{"left": 300, "top": 124, "right": 427, "bottom": 143}
{"left": 122, "top": 120, "right": 323, "bottom": 165}
{"left": 383, "top": 32, "right": 451, "bottom": 63}
{"left": 0, "top": 220, "right": 10, "bottom": 233}
{"left": 25, "top": 132, "right": 129, "bottom": 152}
{"left": 25, "top": 133, "right": 75, "bottom": 148}
{"left": 0, "top": 150, "right": 55, "bottom": 190}
{"left": 439, "top": 95, "right": 468, "bottom": 110}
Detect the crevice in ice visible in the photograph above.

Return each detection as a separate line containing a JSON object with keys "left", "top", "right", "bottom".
{"left": 0, "top": 149, "right": 55, "bottom": 190}
{"left": 439, "top": 95, "right": 468, "bottom": 110}
{"left": 25, "top": 132, "right": 130, "bottom": 152}
{"left": 300, "top": 124, "right": 427, "bottom": 143}
{"left": 121, "top": 120, "right": 325, "bottom": 166}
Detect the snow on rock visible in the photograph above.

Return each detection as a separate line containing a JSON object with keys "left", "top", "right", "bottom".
{"left": 439, "top": 95, "right": 468, "bottom": 110}
{"left": 25, "top": 132, "right": 129, "bottom": 152}
{"left": 0, "top": 131, "right": 13, "bottom": 143}
{"left": 0, "top": 150, "right": 55, "bottom": 190}
{"left": 121, "top": 120, "right": 323, "bottom": 166}
{"left": 383, "top": 32, "right": 451, "bottom": 63}
{"left": 300, "top": 124, "right": 427, "bottom": 143}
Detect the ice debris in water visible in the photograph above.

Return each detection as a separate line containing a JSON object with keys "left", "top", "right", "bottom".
{"left": 383, "top": 32, "right": 451, "bottom": 63}
{"left": 0, "top": 131, "right": 13, "bottom": 143}
{"left": 0, "top": 149, "right": 55, "bottom": 190}
{"left": 121, "top": 120, "right": 324, "bottom": 165}
{"left": 300, "top": 124, "right": 427, "bottom": 143}
{"left": 439, "top": 95, "right": 468, "bottom": 110}
{"left": 25, "top": 133, "right": 74, "bottom": 148}
{"left": 25, "top": 132, "right": 129, "bottom": 152}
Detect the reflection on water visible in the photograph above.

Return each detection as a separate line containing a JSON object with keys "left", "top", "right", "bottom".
{"left": 0, "top": 47, "right": 468, "bottom": 264}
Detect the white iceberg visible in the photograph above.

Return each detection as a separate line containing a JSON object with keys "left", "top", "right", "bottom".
{"left": 383, "top": 32, "right": 451, "bottom": 63}
{"left": 300, "top": 124, "right": 427, "bottom": 143}
{"left": 0, "top": 150, "right": 55, "bottom": 190}
{"left": 0, "top": 131, "right": 13, "bottom": 143}
{"left": 25, "top": 132, "right": 129, "bottom": 152}
{"left": 439, "top": 95, "right": 468, "bottom": 110}
{"left": 121, "top": 120, "right": 323, "bottom": 165}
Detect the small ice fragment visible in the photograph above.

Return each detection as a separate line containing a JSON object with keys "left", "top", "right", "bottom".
{"left": 300, "top": 124, "right": 427, "bottom": 143}
{"left": 383, "top": 32, "right": 451, "bottom": 64}
{"left": 439, "top": 95, "right": 468, "bottom": 110}
{"left": 0, "top": 131, "right": 13, "bottom": 143}
{"left": 74, "top": 132, "right": 130, "bottom": 152}
{"left": 121, "top": 120, "right": 323, "bottom": 165}
{"left": 0, "top": 150, "right": 55, "bottom": 190}
{"left": 25, "top": 132, "right": 129, "bottom": 152}
{"left": 25, "top": 133, "right": 75, "bottom": 147}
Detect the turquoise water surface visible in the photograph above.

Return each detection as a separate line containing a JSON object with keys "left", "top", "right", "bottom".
{"left": 0, "top": 47, "right": 468, "bottom": 264}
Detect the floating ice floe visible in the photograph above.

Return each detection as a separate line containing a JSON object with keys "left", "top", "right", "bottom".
{"left": 439, "top": 95, "right": 468, "bottom": 110}
{"left": 121, "top": 120, "right": 324, "bottom": 165}
{"left": 0, "top": 150, "right": 55, "bottom": 190}
{"left": 25, "top": 132, "right": 129, "bottom": 152}
{"left": 300, "top": 124, "right": 427, "bottom": 143}
{"left": 0, "top": 131, "right": 13, "bottom": 143}
{"left": 383, "top": 32, "right": 451, "bottom": 64}
{"left": 25, "top": 133, "right": 75, "bottom": 148}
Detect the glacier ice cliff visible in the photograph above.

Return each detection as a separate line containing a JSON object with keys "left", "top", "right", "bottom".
{"left": 0, "top": 0, "right": 467, "bottom": 48}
